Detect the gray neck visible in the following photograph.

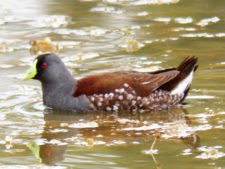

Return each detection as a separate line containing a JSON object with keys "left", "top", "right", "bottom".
{"left": 42, "top": 77, "right": 76, "bottom": 106}
{"left": 41, "top": 78, "right": 92, "bottom": 112}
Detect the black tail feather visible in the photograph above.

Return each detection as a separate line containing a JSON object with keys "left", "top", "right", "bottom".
{"left": 159, "top": 56, "right": 198, "bottom": 97}
{"left": 177, "top": 56, "right": 198, "bottom": 74}
{"left": 177, "top": 56, "right": 198, "bottom": 101}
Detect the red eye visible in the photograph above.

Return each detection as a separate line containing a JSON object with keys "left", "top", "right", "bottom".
{"left": 41, "top": 63, "right": 48, "bottom": 69}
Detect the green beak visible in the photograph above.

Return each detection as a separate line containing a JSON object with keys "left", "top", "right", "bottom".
{"left": 22, "top": 59, "right": 38, "bottom": 80}
{"left": 27, "top": 141, "right": 42, "bottom": 162}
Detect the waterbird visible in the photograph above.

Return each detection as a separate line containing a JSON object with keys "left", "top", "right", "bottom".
{"left": 23, "top": 53, "right": 198, "bottom": 112}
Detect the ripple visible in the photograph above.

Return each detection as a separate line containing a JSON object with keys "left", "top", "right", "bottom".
{"left": 181, "top": 32, "right": 215, "bottom": 38}
{"left": 130, "top": 0, "right": 180, "bottom": 5}
{"left": 90, "top": 5, "right": 124, "bottom": 14}
{"left": 69, "top": 121, "right": 99, "bottom": 128}
{"left": 122, "top": 123, "right": 162, "bottom": 131}
{"left": 182, "top": 148, "right": 192, "bottom": 156}
{"left": 45, "top": 139, "right": 68, "bottom": 145}
{"left": 153, "top": 17, "right": 171, "bottom": 23}
{"left": 144, "top": 37, "right": 179, "bottom": 45}
{"left": 215, "top": 33, "right": 225, "bottom": 37}
{"left": 97, "top": 0, "right": 180, "bottom": 5}
{"left": 54, "top": 27, "right": 108, "bottom": 37}
{"left": 0, "top": 15, "right": 29, "bottom": 25}
{"left": 0, "top": 38, "right": 29, "bottom": 53}
{"left": 197, "top": 17, "right": 220, "bottom": 27}
{"left": 173, "top": 27, "right": 196, "bottom": 32}
{"left": 187, "top": 95, "right": 215, "bottom": 99}
{"left": 0, "top": 165, "right": 66, "bottom": 169}
{"left": 57, "top": 41, "right": 81, "bottom": 50}
{"left": 181, "top": 33, "right": 222, "bottom": 38}
{"left": 61, "top": 52, "right": 100, "bottom": 68}
{"left": 161, "top": 125, "right": 195, "bottom": 139}
{"left": 196, "top": 146, "right": 225, "bottom": 160}
{"left": 107, "top": 140, "right": 126, "bottom": 146}
{"left": 143, "top": 149, "right": 158, "bottom": 155}
{"left": 0, "top": 84, "right": 43, "bottom": 120}
{"left": 137, "top": 11, "right": 149, "bottom": 17}
{"left": 174, "top": 17, "right": 193, "bottom": 24}
{"left": 119, "top": 39, "right": 145, "bottom": 53}
{"left": 89, "top": 153, "right": 121, "bottom": 158}
{"left": 27, "top": 15, "right": 71, "bottom": 28}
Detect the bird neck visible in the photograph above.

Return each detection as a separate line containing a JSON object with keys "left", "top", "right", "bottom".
{"left": 41, "top": 77, "right": 77, "bottom": 107}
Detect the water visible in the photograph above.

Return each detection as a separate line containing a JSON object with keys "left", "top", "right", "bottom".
{"left": 0, "top": 0, "right": 225, "bottom": 168}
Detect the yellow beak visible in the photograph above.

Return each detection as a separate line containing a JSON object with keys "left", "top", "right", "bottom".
{"left": 22, "top": 59, "right": 38, "bottom": 80}
{"left": 27, "top": 141, "right": 42, "bottom": 162}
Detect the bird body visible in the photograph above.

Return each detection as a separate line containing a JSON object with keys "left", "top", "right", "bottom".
{"left": 23, "top": 53, "right": 198, "bottom": 112}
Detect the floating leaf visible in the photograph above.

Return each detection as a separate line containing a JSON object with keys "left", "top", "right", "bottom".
{"left": 29, "top": 37, "right": 59, "bottom": 55}
{"left": 120, "top": 39, "right": 144, "bottom": 53}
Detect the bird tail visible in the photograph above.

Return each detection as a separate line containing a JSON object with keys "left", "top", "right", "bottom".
{"left": 170, "top": 56, "right": 198, "bottom": 100}
{"left": 177, "top": 56, "right": 198, "bottom": 75}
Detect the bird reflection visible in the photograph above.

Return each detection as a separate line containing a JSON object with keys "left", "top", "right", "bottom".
{"left": 27, "top": 108, "right": 199, "bottom": 165}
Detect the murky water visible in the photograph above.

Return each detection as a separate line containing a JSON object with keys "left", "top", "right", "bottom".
{"left": 0, "top": 0, "right": 225, "bottom": 168}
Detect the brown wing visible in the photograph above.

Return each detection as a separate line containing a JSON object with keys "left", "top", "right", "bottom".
{"left": 74, "top": 70, "right": 179, "bottom": 97}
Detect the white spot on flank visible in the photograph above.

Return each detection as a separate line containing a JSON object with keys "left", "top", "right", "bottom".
{"left": 118, "top": 95, "right": 123, "bottom": 100}
{"left": 106, "top": 106, "right": 111, "bottom": 111}
{"left": 124, "top": 83, "right": 129, "bottom": 87}
{"left": 97, "top": 102, "right": 102, "bottom": 107}
{"left": 142, "top": 97, "right": 148, "bottom": 103}
{"left": 171, "top": 70, "right": 194, "bottom": 95}
{"left": 104, "top": 94, "right": 109, "bottom": 98}
{"left": 113, "top": 105, "right": 119, "bottom": 111}
{"left": 109, "top": 93, "right": 114, "bottom": 98}
{"left": 127, "top": 94, "right": 134, "bottom": 100}
{"left": 132, "top": 100, "right": 136, "bottom": 105}
{"left": 118, "top": 88, "right": 125, "bottom": 93}
{"left": 99, "top": 97, "right": 103, "bottom": 102}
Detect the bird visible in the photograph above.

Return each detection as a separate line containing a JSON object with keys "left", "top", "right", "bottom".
{"left": 23, "top": 53, "right": 198, "bottom": 112}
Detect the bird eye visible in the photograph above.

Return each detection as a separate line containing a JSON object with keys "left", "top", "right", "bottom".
{"left": 41, "top": 62, "right": 48, "bottom": 69}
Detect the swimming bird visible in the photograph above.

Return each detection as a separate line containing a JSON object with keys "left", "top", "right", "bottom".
{"left": 23, "top": 53, "right": 198, "bottom": 112}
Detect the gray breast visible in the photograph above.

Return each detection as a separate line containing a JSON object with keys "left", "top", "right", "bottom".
{"left": 42, "top": 82, "right": 92, "bottom": 112}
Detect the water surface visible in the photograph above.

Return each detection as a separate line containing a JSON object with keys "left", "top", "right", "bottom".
{"left": 0, "top": 0, "right": 225, "bottom": 168}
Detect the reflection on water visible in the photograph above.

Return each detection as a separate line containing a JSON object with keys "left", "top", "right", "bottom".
{"left": 0, "top": 0, "right": 225, "bottom": 168}
{"left": 28, "top": 108, "right": 199, "bottom": 166}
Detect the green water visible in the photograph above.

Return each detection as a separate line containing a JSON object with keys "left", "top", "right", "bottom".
{"left": 0, "top": 0, "right": 225, "bottom": 168}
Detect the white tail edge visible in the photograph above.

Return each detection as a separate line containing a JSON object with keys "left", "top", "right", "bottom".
{"left": 171, "top": 69, "right": 194, "bottom": 95}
